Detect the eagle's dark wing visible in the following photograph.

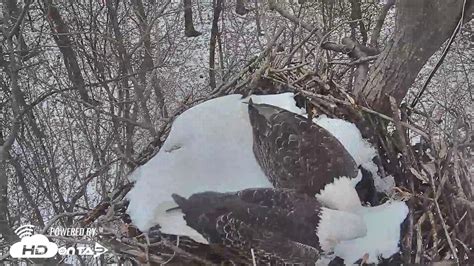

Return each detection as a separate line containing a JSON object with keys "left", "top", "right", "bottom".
{"left": 172, "top": 188, "right": 323, "bottom": 264}
{"left": 248, "top": 102, "right": 359, "bottom": 195}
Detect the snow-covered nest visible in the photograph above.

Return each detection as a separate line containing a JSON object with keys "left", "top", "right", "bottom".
{"left": 126, "top": 93, "right": 408, "bottom": 264}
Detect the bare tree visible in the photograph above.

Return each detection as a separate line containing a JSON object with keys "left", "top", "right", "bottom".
{"left": 209, "top": 0, "right": 223, "bottom": 89}
{"left": 184, "top": 0, "right": 202, "bottom": 37}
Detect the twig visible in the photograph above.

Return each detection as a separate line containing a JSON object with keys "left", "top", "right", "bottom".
{"left": 427, "top": 210, "right": 439, "bottom": 260}
{"left": 268, "top": 0, "right": 318, "bottom": 36}
{"left": 435, "top": 171, "right": 451, "bottom": 201}
{"left": 0, "top": 253, "right": 10, "bottom": 261}
{"left": 415, "top": 213, "right": 427, "bottom": 263}
{"left": 328, "top": 55, "right": 378, "bottom": 66}
{"left": 455, "top": 239, "right": 470, "bottom": 256}
{"left": 107, "top": 238, "right": 169, "bottom": 264}
{"left": 271, "top": 61, "right": 311, "bottom": 73}
{"left": 161, "top": 239, "right": 212, "bottom": 265}
{"left": 70, "top": 97, "right": 155, "bottom": 131}
{"left": 248, "top": 57, "right": 270, "bottom": 89}
{"left": 451, "top": 119, "right": 467, "bottom": 199}
{"left": 429, "top": 169, "right": 459, "bottom": 261}
{"left": 389, "top": 96, "right": 415, "bottom": 170}
{"left": 211, "top": 26, "right": 285, "bottom": 96}
{"left": 299, "top": 89, "right": 430, "bottom": 139}
{"left": 283, "top": 26, "right": 322, "bottom": 66}
{"left": 251, "top": 248, "right": 257, "bottom": 266}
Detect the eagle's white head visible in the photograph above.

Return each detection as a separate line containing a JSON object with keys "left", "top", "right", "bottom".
{"left": 315, "top": 176, "right": 363, "bottom": 211}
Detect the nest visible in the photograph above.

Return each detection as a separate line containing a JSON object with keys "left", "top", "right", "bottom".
{"left": 82, "top": 41, "right": 473, "bottom": 265}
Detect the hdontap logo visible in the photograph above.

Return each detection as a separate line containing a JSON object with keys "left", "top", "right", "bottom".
{"left": 9, "top": 225, "right": 108, "bottom": 259}
{"left": 10, "top": 225, "right": 58, "bottom": 258}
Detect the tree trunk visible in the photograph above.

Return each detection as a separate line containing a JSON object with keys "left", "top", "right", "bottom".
{"left": 0, "top": 148, "right": 15, "bottom": 244}
{"left": 209, "top": 0, "right": 223, "bottom": 89}
{"left": 356, "top": 0, "right": 472, "bottom": 113}
{"left": 184, "top": 0, "right": 202, "bottom": 37}
{"left": 0, "top": 0, "right": 22, "bottom": 244}
{"left": 43, "top": 0, "right": 96, "bottom": 105}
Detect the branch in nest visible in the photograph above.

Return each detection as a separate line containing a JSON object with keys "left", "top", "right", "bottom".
{"left": 328, "top": 55, "right": 378, "bottom": 66}
{"left": 79, "top": 183, "right": 134, "bottom": 227}
{"left": 427, "top": 162, "right": 459, "bottom": 261}
{"left": 389, "top": 97, "right": 416, "bottom": 169}
{"left": 415, "top": 213, "right": 427, "bottom": 263}
{"left": 321, "top": 38, "right": 379, "bottom": 57}
{"left": 322, "top": 37, "right": 379, "bottom": 92}
{"left": 301, "top": 90, "right": 430, "bottom": 139}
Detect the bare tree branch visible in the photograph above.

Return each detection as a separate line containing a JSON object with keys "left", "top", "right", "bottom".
{"left": 370, "top": 0, "right": 395, "bottom": 47}
{"left": 268, "top": 0, "right": 322, "bottom": 40}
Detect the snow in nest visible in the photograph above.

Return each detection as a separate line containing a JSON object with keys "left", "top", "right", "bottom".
{"left": 126, "top": 92, "right": 407, "bottom": 261}
{"left": 314, "top": 115, "right": 376, "bottom": 166}
{"left": 334, "top": 200, "right": 409, "bottom": 264}
{"left": 127, "top": 93, "right": 300, "bottom": 242}
{"left": 314, "top": 115, "right": 395, "bottom": 193}
{"left": 316, "top": 179, "right": 408, "bottom": 264}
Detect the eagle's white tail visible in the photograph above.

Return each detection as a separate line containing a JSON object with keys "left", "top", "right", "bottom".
{"left": 316, "top": 207, "right": 367, "bottom": 252}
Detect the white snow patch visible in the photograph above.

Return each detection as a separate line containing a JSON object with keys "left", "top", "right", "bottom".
{"left": 362, "top": 161, "right": 396, "bottom": 194}
{"left": 410, "top": 135, "right": 422, "bottom": 145}
{"left": 317, "top": 176, "right": 407, "bottom": 264}
{"left": 248, "top": 93, "right": 304, "bottom": 115}
{"left": 314, "top": 115, "right": 396, "bottom": 193}
{"left": 334, "top": 200, "right": 409, "bottom": 264}
{"left": 314, "top": 115, "right": 376, "bottom": 166}
{"left": 127, "top": 93, "right": 301, "bottom": 241}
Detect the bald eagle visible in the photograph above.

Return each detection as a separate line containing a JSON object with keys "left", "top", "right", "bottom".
{"left": 248, "top": 100, "right": 376, "bottom": 204}
{"left": 172, "top": 188, "right": 367, "bottom": 264}
{"left": 172, "top": 177, "right": 407, "bottom": 265}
